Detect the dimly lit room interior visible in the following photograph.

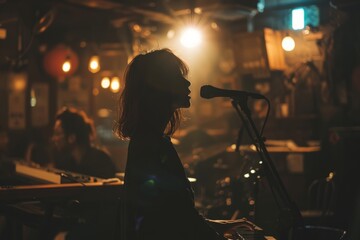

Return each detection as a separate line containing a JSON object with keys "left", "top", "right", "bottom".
{"left": 1, "top": 0, "right": 360, "bottom": 239}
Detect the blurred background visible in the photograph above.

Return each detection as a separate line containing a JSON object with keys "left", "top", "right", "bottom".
{"left": 1, "top": 0, "right": 360, "bottom": 238}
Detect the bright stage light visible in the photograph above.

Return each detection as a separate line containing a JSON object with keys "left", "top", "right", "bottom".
{"left": 180, "top": 27, "right": 202, "bottom": 48}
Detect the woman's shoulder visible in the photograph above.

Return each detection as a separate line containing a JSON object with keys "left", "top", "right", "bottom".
{"left": 128, "top": 135, "right": 171, "bottom": 164}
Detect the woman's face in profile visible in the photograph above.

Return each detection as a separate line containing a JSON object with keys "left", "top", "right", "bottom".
{"left": 144, "top": 52, "right": 191, "bottom": 110}
{"left": 168, "top": 69, "right": 191, "bottom": 109}
{"left": 173, "top": 76, "right": 191, "bottom": 109}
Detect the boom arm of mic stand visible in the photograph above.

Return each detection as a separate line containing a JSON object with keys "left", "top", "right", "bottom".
{"left": 231, "top": 98, "right": 304, "bottom": 240}
{"left": 235, "top": 126, "right": 245, "bottom": 152}
{"left": 231, "top": 96, "right": 256, "bottom": 153}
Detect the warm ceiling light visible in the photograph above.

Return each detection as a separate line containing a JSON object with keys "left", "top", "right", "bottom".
{"left": 282, "top": 36, "right": 295, "bottom": 52}
{"left": 11, "top": 74, "right": 27, "bottom": 91}
{"left": 210, "top": 22, "right": 219, "bottom": 31}
{"left": 97, "top": 108, "right": 111, "bottom": 118}
{"left": 133, "top": 24, "right": 142, "bottom": 33}
{"left": 62, "top": 59, "right": 71, "bottom": 72}
{"left": 110, "top": 77, "right": 120, "bottom": 92}
{"left": 194, "top": 8, "right": 202, "bottom": 14}
{"left": 180, "top": 27, "right": 202, "bottom": 49}
{"left": 101, "top": 77, "right": 110, "bottom": 89}
{"left": 89, "top": 55, "right": 100, "bottom": 73}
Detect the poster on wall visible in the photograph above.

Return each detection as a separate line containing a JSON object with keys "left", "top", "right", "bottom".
{"left": 8, "top": 92, "right": 26, "bottom": 129}
{"left": 31, "top": 82, "right": 49, "bottom": 127}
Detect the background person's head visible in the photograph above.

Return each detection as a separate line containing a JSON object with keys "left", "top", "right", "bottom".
{"left": 116, "top": 48, "right": 191, "bottom": 139}
{"left": 52, "top": 107, "right": 93, "bottom": 152}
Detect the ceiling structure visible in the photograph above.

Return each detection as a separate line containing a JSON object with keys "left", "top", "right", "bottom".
{"left": 1, "top": 0, "right": 358, "bottom": 44}
{"left": 0, "top": 0, "right": 259, "bottom": 31}
{"left": 0, "top": 0, "right": 260, "bottom": 67}
{"left": 55, "top": 0, "right": 259, "bottom": 24}
{"left": 3, "top": 0, "right": 355, "bottom": 68}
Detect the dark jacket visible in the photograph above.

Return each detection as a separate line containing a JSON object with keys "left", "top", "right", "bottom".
{"left": 124, "top": 135, "right": 220, "bottom": 240}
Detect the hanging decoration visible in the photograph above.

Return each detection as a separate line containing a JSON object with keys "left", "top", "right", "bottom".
{"left": 43, "top": 44, "right": 79, "bottom": 81}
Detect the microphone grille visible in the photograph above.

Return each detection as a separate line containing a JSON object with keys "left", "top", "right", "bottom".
{"left": 200, "top": 85, "right": 214, "bottom": 99}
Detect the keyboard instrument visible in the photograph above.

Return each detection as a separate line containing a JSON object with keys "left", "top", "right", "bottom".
{"left": 0, "top": 161, "right": 123, "bottom": 202}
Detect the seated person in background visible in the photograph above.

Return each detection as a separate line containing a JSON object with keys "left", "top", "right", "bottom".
{"left": 51, "top": 108, "right": 118, "bottom": 240}
{"left": 52, "top": 107, "right": 116, "bottom": 179}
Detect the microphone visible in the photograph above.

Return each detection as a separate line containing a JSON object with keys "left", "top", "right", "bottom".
{"left": 200, "top": 85, "right": 265, "bottom": 100}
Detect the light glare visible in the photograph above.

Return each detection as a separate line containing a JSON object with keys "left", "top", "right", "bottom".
{"left": 89, "top": 55, "right": 100, "bottom": 73}
{"left": 282, "top": 36, "right": 295, "bottom": 51}
{"left": 110, "top": 77, "right": 120, "bottom": 92}
{"left": 62, "top": 60, "right": 71, "bottom": 72}
{"left": 180, "top": 27, "right": 202, "bottom": 48}
{"left": 101, "top": 77, "right": 110, "bottom": 89}
{"left": 292, "top": 8, "right": 305, "bottom": 30}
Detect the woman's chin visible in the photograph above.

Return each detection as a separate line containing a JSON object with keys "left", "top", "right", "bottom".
{"left": 182, "top": 104, "right": 190, "bottom": 109}
{"left": 173, "top": 102, "right": 190, "bottom": 109}
{"left": 182, "top": 100, "right": 191, "bottom": 108}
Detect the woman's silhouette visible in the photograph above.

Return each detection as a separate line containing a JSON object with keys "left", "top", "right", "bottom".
{"left": 116, "top": 49, "right": 245, "bottom": 240}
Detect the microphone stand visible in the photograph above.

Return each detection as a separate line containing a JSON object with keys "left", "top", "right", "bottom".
{"left": 230, "top": 96, "right": 304, "bottom": 240}
{"left": 235, "top": 124, "right": 245, "bottom": 152}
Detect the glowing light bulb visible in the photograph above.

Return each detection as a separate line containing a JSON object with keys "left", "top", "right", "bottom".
{"left": 180, "top": 27, "right": 202, "bottom": 48}
{"left": 89, "top": 55, "right": 100, "bottom": 73}
{"left": 101, "top": 77, "right": 110, "bottom": 89}
{"left": 110, "top": 77, "right": 120, "bottom": 92}
{"left": 282, "top": 36, "right": 295, "bottom": 52}
{"left": 62, "top": 60, "right": 71, "bottom": 72}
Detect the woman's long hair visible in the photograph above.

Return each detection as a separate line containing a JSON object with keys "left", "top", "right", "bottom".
{"left": 115, "top": 48, "right": 188, "bottom": 139}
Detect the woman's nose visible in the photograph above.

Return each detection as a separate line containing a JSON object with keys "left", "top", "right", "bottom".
{"left": 185, "top": 78, "right": 191, "bottom": 87}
